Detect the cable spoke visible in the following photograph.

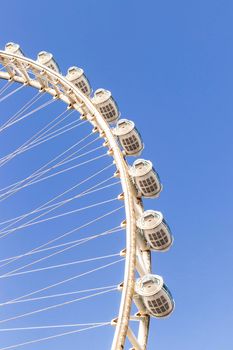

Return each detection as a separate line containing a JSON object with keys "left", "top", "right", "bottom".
{"left": 0, "top": 108, "right": 75, "bottom": 167}
{"left": 0, "top": 132, "right": 98, "bottom": 194}
{"left": 0, "top": 226, "right": 123, "bottom": 268}
{"left": 0, "top": 285, "right": 118, "bottom": 306}
{"left": 2, "top": 259, "right": 123, "bottom": 305}
{"left": 0, "top": 154, "right": 108, "bottom": 205}
{"left": 0, "top": 197, "right": 118, "bottom": 238}
{"left": 0, "top": 132, "right": 97, "bottom": 202}
{"left": 0, "top": 253, "right": 120, "bottom": 279}
{"left": 0, "top": 81, "right": 12, "bottom": 96}
{"left": 0, "top": 321, "right": 111, "bottom": 331}
{"left": 0, "top": 97, "right": 55, "bottom": 132}
{"left": 0, "top": 163, "right": 114, "bottom": 238}
{"left": 0, "top": 84, "right": 24, "bottom": 104}
{"left": 0, "top": 207, "right": 123, "bottom": 271}
{"left": 0, "top": 91, "right": 42, "bottom": 131}
{"left": 0, "top": 174, "right": 116, "bottom": 227}
{"left": 0, "top": 323, "right": 110, "bottom": 350}
{"left": 0, "top": 288, "right": 117, "bottom": 324}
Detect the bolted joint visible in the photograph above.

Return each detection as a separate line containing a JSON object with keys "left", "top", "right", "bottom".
{"left": 107, "top": 148, "right": 113, "bottom": 156}
{"left": 92, "top": 126, "right": 98, "bottom": 133}
{"left": 89, "top": 113, "right": 96, "bottom": 121}
{"left": 67, "top": 103, "right": 74, "bottom": 110}
{"left": 114, "top": 169, "right": 120, "bottom": 178}
{"left": 80, "top": 114, "right": 87, "bottom": 120}
{"left": 117, "top": 282, "right": 124, "bottom": 291}
{"left": 120, "top": 248, "right": 126, "bottom": 257}
{"left": 102, "top": 140, "right": 109, "bottom": 147}
{"left": 117, "top": 192, "right": 124, "bottom": 200}
{"left": 67, "top": 88, "right": 74, "bottom": 96}
{"left": 135, "top": 310, "right": 149, "bottom": 317}
{"left": 111, "top": 318, "right": 118, "bottom": 326}
{"left": 99, "top": 130, "right": 106, "bottom": 138}
{"left": 120, "top": 219, "right": 127, "bottom": 228}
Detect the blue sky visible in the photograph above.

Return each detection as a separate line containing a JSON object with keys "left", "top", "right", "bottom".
{"left": 0, "top": 1, "right": 232, "bottom": 349}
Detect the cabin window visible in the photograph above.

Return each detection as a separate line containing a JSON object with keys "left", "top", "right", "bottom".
{"left": 161, "top": 296, "right": 166, "bottom": 303}
{"left": 122, "top": 135, "right": 140, "bottom": 152}
{"left": 75, "top": 80, "right": 88, "bottom": 94}
{"left": 147, "top": 229, "right": 169, "bottom": 248}
{"left": 148, "top": 296, "right": 170, "bottom": 315}
{"left": 99, "top": 103, "right": 117, "bottom": 121}
{"left": 139, "top": 178, "right": 158, "bottom": 193}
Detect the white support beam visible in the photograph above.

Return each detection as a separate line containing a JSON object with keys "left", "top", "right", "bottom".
{"left": 127, "top": 327, "right": 143, "bottom": 350}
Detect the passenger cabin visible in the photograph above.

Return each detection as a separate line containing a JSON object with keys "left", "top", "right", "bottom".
{"left": 5, "top": 42, "right": 24, "bottom": 56}
{"left": 135, "top": 274, "right": 174, "bottom": 318}
{"left": 136, "top": 210, "right": 173, "bottom": 251}
{"left": 129, "top": 159, "right": 162, "bottom": 198}
{"left": 91, "top": 89, "right": 119, "bottom": 123}
{"left": 37, "top": 51, "right": 60, "bottom": 73}
{"left": 113, "top": 119, "right": 144, "bottom": 156}
{"left": 66, "top": 66, "right": 91, "bottom": 96}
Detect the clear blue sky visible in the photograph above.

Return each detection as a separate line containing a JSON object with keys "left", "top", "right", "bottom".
{"left": 0, "top": 1, "right": 232, "bottom": 349}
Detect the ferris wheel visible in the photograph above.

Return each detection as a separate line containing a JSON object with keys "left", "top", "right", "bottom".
{"left": 0, "top": 42, "right": 174, "bottom": 350}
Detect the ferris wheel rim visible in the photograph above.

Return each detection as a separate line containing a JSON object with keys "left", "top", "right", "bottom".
{"left": 0, "top": 50, "right": 150, "bottom": 350}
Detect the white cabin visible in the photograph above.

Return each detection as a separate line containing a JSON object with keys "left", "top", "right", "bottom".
{"left": 137, "top": 210, "right": 173, "bottom": 251}
{"left": 66, "top": 66, "right": 91, "bottom": 96}
{"left": 92, "top": 88, "right": 119, "bottom": 123}
{"left": 129, "top": 159, "right": 162, "bottom": 198}
{"left": 135, "top": 274, "right": 174, "bottom": 318}
{"left": 5, "top": 42, "right": 24, "bottom": 56}
{"left": 113, "top": 119, "right": 144, "bottom": 156}
{"left": 37, "top": 51, "right": 60, "bottom": 73}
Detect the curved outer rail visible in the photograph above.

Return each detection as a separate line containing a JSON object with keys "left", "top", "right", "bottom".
{"left": 0, "top": 51, "right": 151, "bottom": 350}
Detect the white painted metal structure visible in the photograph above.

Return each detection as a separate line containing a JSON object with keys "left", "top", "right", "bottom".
{"left": 0, "top": 47, "right": 173, "bottom": 350}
